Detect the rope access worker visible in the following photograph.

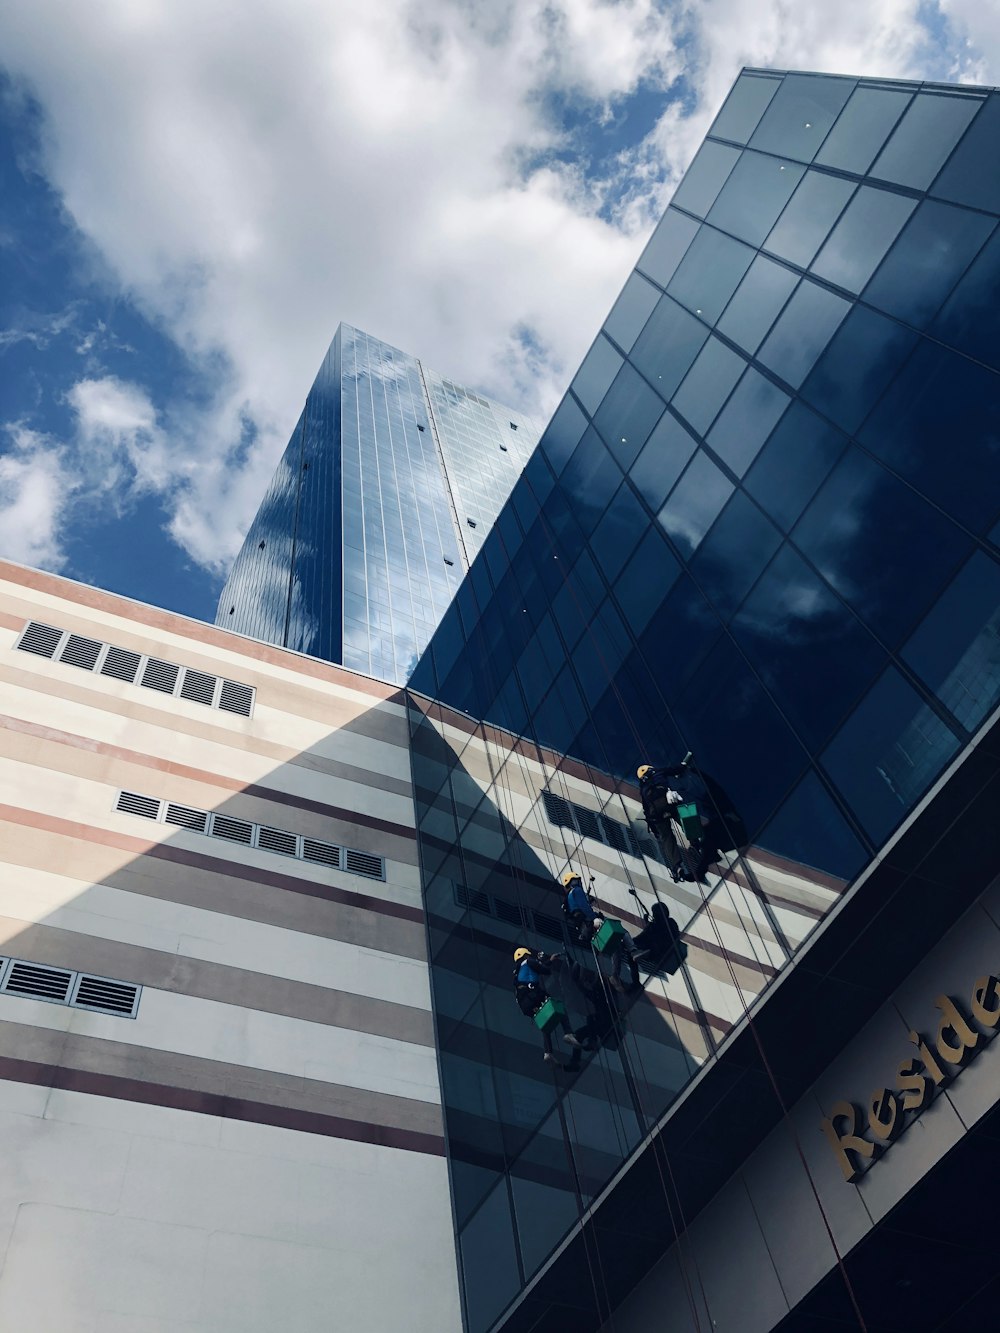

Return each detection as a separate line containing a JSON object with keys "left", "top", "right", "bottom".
{"left": 637, "top": 759, "right": 711, "bottom": 882}
{"left": 512, "top": 947, "right": 582, "bottom": 1066}
{"left": 563, "top": 958, "right": 623, "bottom": 1073}
{"left": 559, "top": 871, "right": 645, "bottom": 993}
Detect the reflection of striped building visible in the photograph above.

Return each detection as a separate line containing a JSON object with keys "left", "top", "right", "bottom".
{"left": 0, "top": 560, "right": 460, "bottom": 1332}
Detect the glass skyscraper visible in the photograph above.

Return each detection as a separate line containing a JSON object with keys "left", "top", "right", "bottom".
{"left": 217, "top": 324, "right": 541, "bottom": 683}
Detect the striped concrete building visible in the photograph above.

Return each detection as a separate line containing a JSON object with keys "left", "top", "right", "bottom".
{"left": 0, "top": 559, "right": 461, "bottom": 1331}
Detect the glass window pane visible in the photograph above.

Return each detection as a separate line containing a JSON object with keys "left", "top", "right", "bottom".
{"left": 630, "top": 409, "right": 698, "bottom": 512}
{"left": 613, "top": 526, "right": 681, "bottom": 636}
{"left": 821, "top": 668, "right": 960, "bottom": 845}
{"left": 657, "top": 450, "right": 734, "bottom": 557}
{"left": 569, "top": 334, "right": 623, "bottom": 416}
{"left": 667, "top": 226, "right": 755, "bottom": 324}
{"left": 561, "top": 428, "right": 623, "bottom": 535}
{"left": 630, "top": 295, "right": 708, "bottom": 400}
{"left": 815, "top": 84, "right": 912, "bottom": 175}
{"left": 689, "top": 491, "right": 782, "bottom": 617}
{"left": 708, "top": 72, "right": 781, "bottom": 144}
{"left": 757, "top": 770, "right": 868, "bottom": 882}
{"left": 707, "top": 151, "right": 804, "bottom": 247}
{"left": 758, "top": 280, "right": 851, "bottom": 389}
{"left": 792, "top": 447, "right": 972, "bottom": 646}
{"left": 592, "top": 361, "right": 665, "bottom": 469}
{"left": 590, "top": 481, "right": 647, "bottom": 583}
{"left": 744, "top": 402, "right": 848, "bottom": 533}
{"left": 637, "top": 207, "right": 700, "bottom": 287}
{"left": 800, "top": 304, "right": 917, "bottom": 435}
{"left": 731, "top": 544, "right": 886, "bottom": 750}
{"left": 859, "top": 342, "right": 1000, "bottom": 536}
{"left": 870, "top": 91, "right": 983, "bottom": 191}
{"left": 764, "top": 171, "right": 856, "bottom": 268}
{"left": 810, "top": 185, "right": 917, "bottom": 294}
{"left": 706, "top": 368, "right": 790, "bottom": 477}
{"left": 574, "top": 598, "right": 630, "bottom": 702}
{"left": 510, "top": 1167, "right": 580, "bottom": 1285}
{"left": 672, "top": 336, "right": 746, "bottom": 436}
{"left": 932, "top": 228, "right": 1000, "bottom": 372}
{"left": 749, "top": 73, "right": 855, "bottom": 162}
{"left": 902, "top": 550, "right": 1000, "bottom": 734}
{"left": 931, "top": 93, "right": 1000, "bottom": 214}
{"left": 670, "top": 140, "right": 742, "bottom": 217}
{"left": 863, "top": 199, "right": 995, "bottom": 329}
{"left": 604, "top": 272, "right": 661, "bottom": 353}
{"left": 639, "top": 574, "right": 722, "bottom": 698}
{"left": 460, "top": 1181, "right": 522, "bottom": 1333}
{"left": 716, "top": 254, "right": 798, "bottom": 354}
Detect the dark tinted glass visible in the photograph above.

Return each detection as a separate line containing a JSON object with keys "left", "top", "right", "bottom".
{"left": 630, "top": 295, "right": 708, "bottom": 400}
{"left": 510, "top": 1169, "right": 580, "bottom": 1284}
{"left": 573, "top": 598, "right": 630, "bottom": 701}
{"left": 708, "top": 72, "right": 780, "bottom": 144}
{"left": 592, "top": 361, "right": 665, "bottom": 468}
{"left": 667, "top": 226, "right": 755, "bottom": 324}
{"left": 689, "top": 491, "right": 782, "bottom": 617}
{"left": 810, "top": 185, "right": 916, "bottom": 293}
{"left": 731, "top": 544, "right": 886, "bottom": 750}
{"left": 672, "top": 336, "right": 746, "bottom": 436}
{"left": 637, "top": 208, "right": 699, "bottom": 287}
{"left": 706, "top": 368, "right": 790, "bottom": 477}
{"left": 613, "top": 526, "right": 681, "bottom": 635}
{"left": 639, "top": 574, "right": 722, "bottom": 697}
{"left": 749, "top": 73, "right": 855, "bottom": 163}
{"left": 716, "top": 254, "right": 798, "bottom": 353}
{"left": 902, "top": 550, "right": 1000, "bottom": 734}
{"left": 821, "top": 667, "right": 959, "bottom": 844}
{"left": 932, "top": 228, "right": 1000, "bottom": 371}
{"left": 590, "top": 481, "right": 647, "bottom": 583}
{"left": 744, "top": 401, "right": 848, "bottom": 532}
{"left": 792, "top": 447, "right": 972, "bottom": 646}
{"left": 864, "top": 199, "right": 995, "bottom": 329}
{"left": 757, "top": 770, "right": 868, "bottom": 881}
{"left": 657, "top": 450, "right": 734, "bottom": 556}
{"left": 460, "top": 1184, "right": 523, "bottom": 1333}
{"left": 815, "top": 85, "right": 912, "bottom": 174}
{"left": 604, "top": 272, "right": 660, "bottom": 352}
{"left": 758, "top": 280, "right": 851, "bottom": 388}
{"left": 561, "top": 429, "right": 623, "bottom": 535}
{"left": 707, "top": 152, "right": 804, "bottom": 247}
{"left": 871, "top": 91, "right": 983, "bottom": 191}
{"left": 931, "top": 93, "right": 1000, "bottom": 214}
{"left": 630, "top": 410, "right": 698, "bottom": 511}
{"left": 569, "top": 334, "right": 623, "bottom": 416}
{"left": 670, "top": 140, "right": 742, "bottom": 217}
{"left": 801, "top": 304, "right": 917, "bottom": 434}
{"left": 764, "top": 172, "right": 855, "bottom": 268}
{"left": 860, "top": 342, "right": 1000, "bottom": 535}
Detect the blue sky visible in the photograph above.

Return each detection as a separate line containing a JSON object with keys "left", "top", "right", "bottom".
{"left": 0, "top": 0, "right": 994, "bottom": 627}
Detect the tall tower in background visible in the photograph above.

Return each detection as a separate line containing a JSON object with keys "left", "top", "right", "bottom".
{"left": 216, "top": 324, "right": 541, "bottom": 683}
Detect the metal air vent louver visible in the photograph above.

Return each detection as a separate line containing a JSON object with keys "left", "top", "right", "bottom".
{"left": 455, "top": 884, "right": 491, "bottom": 914}
{"left": 541, "top": 790, "right": 574, "bottom": 829}
{"left": 574, "top": 806, "right": 601, "bottom": 841}
{"left": 600, "top": 815, "right": 627, "bottom": 853}
{"left": 16, "top": 622, "right": 63, "bottom": 658}
{"left": 493, "top": 898, "right": 526, "bottom": 927}
{"left": 2, "top": 960, "right": 74, "bottom": 1004}
{"left": 71, "top": 973, "right": 141, "bottom": 1017}
{"left": 219, "top": 680, "right": 254, "bottom": 716}
{"left": 344, "top": 848, "right": 384, "bottom": 880}
{"left": 140, "top": 658, "right": 180, "bottom": 694}
{"left": 179, "top": 668, "right": 217, "bottom": 706}
{"left": 164, "top": 803, "right": 209, "bottom": 833}
{"left": 532, "top": 911, "right": 564, "bottom": 942}
{"left": 210, "top": 814, "right": 254, "bottom": 844}
{"left": 116, "top": 791, "right": 162, "bottom": 820}
{"left": 302, "top": 838, "right": 341, "bottom": 868}
{"left": 258, "top": 826, "right": 298, "bottom": 857}
{"left": 58, "top": 634, "right": 103, "bottom": 671}
{"left": 100, "top": 646, "right": 142, "bottom": 683}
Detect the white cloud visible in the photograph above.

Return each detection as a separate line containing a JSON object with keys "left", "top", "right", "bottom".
{"left": 0, "top": 426, "right": 73, "bottom": 571}
{"left": 0, "top": 0, "right": 993, "bottom": 580}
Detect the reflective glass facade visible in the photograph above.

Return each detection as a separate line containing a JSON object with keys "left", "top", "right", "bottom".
{"left": 408, "top": 69, "right": 1000, "bottom": 1331}
{"left": 217, "top": 325, "right": 540, "bottom": 682}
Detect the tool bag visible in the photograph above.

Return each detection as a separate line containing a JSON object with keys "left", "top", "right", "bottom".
{"left": 593, "top": 918, "right": 626, "bottom": 954}
{"left": 533, "top": 996, "right": 567, "bottom": 1033}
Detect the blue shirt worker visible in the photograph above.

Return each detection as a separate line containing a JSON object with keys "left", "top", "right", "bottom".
{"left": 512, "top": 948, "right": 581, "bottom": 1066}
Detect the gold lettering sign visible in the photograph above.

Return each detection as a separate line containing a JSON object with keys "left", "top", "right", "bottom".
{"left": 821, "top": 973, "right": 998, "bottom": 1182}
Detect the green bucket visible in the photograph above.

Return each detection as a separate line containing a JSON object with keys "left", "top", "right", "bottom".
{"left": 677, "top": 802, "right": 702, "bottom": 840}
{"left": 594, "top": 917, "right": 626, "bottom": 954}
{"left": 533, "top": 996, "right": 566, "bottom": 1033}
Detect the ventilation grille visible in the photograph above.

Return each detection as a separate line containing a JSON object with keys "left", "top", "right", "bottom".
{"left": 452, "top": 886, "right": 563, "bottom": 942}
{"left": 540, "top": 790, "right": 649, "bottom": 860}
{"left": 0, "top": 957, "right": 140, "bottom": 1019}
{"left": 115, "top": 791, "right": 384, "bottom": 882}
{"left": 14, "top": 621, "right": 255, "bottom": 719}
{"left": 494, "top": 898, "right": 526, "bottom": 927}
{"left": 532, "top": 911, "right": 565, "bottom": 943}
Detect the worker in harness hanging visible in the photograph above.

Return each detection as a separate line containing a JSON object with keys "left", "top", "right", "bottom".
{"left": 628, "top": 888, "right": 687, "bottom": 975}
{"left": 637, "top": 755, "right": 712, "bottom": 883}
{"left": 512, "top": 947, "right": 582, "bottom": 1066}
{"left": 558, "top": 871, "right": 646, "bottom": 993}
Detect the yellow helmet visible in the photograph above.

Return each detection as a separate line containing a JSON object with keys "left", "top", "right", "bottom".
{"left": 637, "top": 764, "right": 652, "bottom": 780}
{"left": 561, "top": 870, "right": 581, "bottom": 888}
{"left": 513, "top": 947, "right": 532, "bottom": 963}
